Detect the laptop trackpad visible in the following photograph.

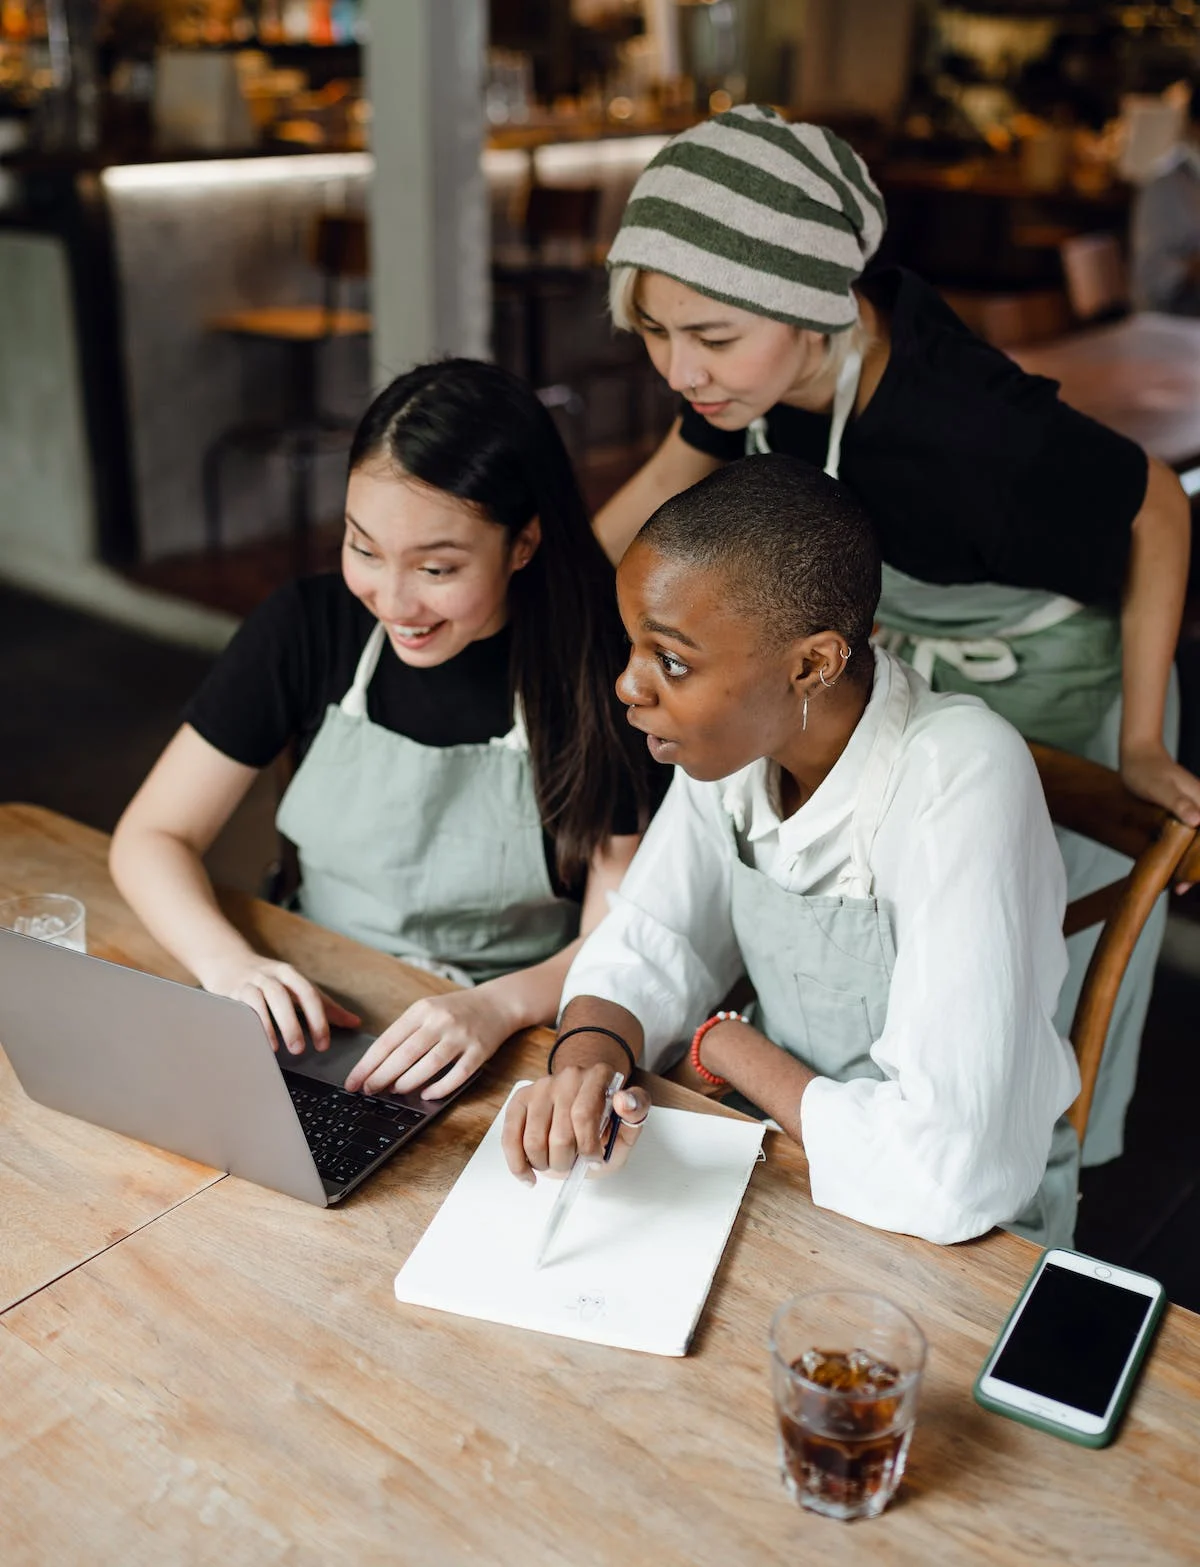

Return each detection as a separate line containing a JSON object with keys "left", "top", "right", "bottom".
{"left": 280, "top": 1025, "right": 378, "bottom": 1088}
{"left": 280, "top": 1024, "right": 464, "bottom": 1113}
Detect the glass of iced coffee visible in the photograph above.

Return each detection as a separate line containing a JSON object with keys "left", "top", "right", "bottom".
{"left": 768, "top": 1290, "right": 926, "bottom": 1521}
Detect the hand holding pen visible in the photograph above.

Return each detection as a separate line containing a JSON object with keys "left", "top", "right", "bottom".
{"left": 502, "top": 1060, "right": 651, "bottom": 1187}
{"left": 533, "top": 1071, "right": 625, "bottom": 1268}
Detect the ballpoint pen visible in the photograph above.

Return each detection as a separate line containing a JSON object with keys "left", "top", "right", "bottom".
{"left": 533, "top": 1071, "right": 624, "bottom": 1270}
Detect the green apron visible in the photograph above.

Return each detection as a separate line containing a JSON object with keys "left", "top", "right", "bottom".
{"left": 275, "top": 620, "right": 579, "bottom": 985}
{"left": 725, "top": 656, "right": 1077, "bottom": 1248}
{"left": 748, "top": 351, "right": 1175, "bottom": 1167}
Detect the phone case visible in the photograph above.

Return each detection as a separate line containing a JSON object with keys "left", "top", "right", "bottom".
{"left": 972, "top": 1248, "right": 1167, "bottom": 1448}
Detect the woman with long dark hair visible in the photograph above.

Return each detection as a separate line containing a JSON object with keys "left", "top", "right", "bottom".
{"left": 111, "top": 359, "right": 656, "bottom": 1099}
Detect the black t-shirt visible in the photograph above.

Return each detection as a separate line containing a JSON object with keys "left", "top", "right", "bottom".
{"left": 678, "top": 267, "right": 1147, "bottom": 609}
{"left": 182, "top": 574, "right": 644, "bottom": 899}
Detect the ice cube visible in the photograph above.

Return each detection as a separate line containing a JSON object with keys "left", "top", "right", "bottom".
{"left": 16, "top": 914, "right": 67, "bottom": 939}
{"left": 799, "top": 1349, "right": 824, "bottom": 1379}
{"left": 805, "top": 1350, "right": 858, "bottom": 1391}
{"left": 864, "top": 1359, "right": 900, "bottom": 1393}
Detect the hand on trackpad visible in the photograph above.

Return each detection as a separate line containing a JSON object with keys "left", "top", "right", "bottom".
{"left": 286, "top": 1022, "right": 379, "bottom": 1086}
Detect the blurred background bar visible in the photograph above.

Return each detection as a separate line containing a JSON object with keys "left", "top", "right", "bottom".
{"left": 1, "top": 0, "right": 1200, "bottom": 623}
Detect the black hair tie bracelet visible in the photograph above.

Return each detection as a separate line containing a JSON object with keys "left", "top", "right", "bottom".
{"left": 547, "top": 1025, "right": 636, "bottom": 1081}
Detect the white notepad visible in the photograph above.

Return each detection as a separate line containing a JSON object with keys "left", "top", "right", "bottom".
{"left": 395, "top": 1088, "right": 766, "bottom": 1356}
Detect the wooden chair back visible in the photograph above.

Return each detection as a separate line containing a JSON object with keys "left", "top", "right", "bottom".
{"left": 1029, "top": 742, "right": 1200, "bottom": 1140}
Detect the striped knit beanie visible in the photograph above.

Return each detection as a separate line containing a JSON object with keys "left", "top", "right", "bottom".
{"left": 608, "top": 105, "right": 886, "bottom": 333}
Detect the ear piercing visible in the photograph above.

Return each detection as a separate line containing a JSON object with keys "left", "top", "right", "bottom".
{"left": 803, "top": 647, "right": 851, "bottom": 731}
{"left": 818, "top": 646, "right": 852, "bottom": 689}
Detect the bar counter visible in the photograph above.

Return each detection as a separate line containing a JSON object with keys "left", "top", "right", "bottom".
{"left": 0, "top": 142, "right": 371, "bottom": 583}
{"left": 0, "top": 128, "right": 667, "bottom": 596}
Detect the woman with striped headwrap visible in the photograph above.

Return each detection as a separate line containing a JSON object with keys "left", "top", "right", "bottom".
{"left": 595, "top": 105, "right": 1196, "bottom": 1172}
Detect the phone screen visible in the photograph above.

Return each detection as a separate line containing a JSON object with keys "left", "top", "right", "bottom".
{"left": 990, "top": 1262, "right": 1156, "bottom": 1416}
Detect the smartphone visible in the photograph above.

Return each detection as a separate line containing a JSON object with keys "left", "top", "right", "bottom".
{"left": 973, "top": 1248, "right": 1166, "bottom": 1448}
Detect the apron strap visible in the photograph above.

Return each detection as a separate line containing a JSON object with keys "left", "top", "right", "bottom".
{"left": 881, "top": 593, "right": 1085, "bottom": 686}
{"left": 843, "top": 655, "right": 911, "bottom": 898}
{"left": 340, "top": 621, "right": 531, "bottom": 745}
{"left": 996, "top": 592, "right": 1084, "bottom": 639}
{"left": 490, "top": 699, "right": 530, "bottom": 752}
{"left": 340, "top": 621, "right": 387, "bottom": 718}
{"left": 824, "top": 349, "right": 862, "bottom": 480}
{"left": 901, "top": 633, "right": 1017, "bottom": 685}
{"left": 742, "top": 347, "right": 865, "bottom": 471}
{"left": 745, "top": 417, "right": 771, "bottom": 455}
{"left": 742, "top": 346, "right": 862, "bottom": 470}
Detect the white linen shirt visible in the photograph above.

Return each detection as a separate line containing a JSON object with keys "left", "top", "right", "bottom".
{"left": 562, "top": 650, "right": 1079, "bottom": 1245}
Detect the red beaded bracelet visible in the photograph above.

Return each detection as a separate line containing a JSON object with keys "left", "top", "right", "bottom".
{"left": 689, "top": 1010, "right": 749, "bottom": 1089}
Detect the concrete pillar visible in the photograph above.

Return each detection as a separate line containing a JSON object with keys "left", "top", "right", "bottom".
{"left": 365, "top": 0, "right": 490, "bottom": 382}
{"left": 0, "top": 228, "right": 238, "bottom": 649}
{"left": 643, "top": 0, "right": 682, "bottom": 82}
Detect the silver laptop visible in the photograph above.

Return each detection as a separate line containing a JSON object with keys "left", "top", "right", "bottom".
{"left": 0, "top": 927, "right": 470, "bottom": 1206}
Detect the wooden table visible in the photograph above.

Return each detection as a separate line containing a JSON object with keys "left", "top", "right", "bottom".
{"left": 1011, "top": 313, "right": 1200, "bottom": 474}
{"left": 2, "top": 805, "right": 1197, "bottom": 1565}
{"left": 0, "top": 806, "right": 224, "bottom": 1312}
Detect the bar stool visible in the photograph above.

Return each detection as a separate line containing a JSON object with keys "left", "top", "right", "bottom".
{"left": 202, "top": 213, "right": 371, "bottom": 564}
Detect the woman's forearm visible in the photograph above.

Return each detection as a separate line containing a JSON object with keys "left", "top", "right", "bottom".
{"left": 1119, "top": 457, "right": 1190, "bottom": 755}
{"left": 593, "top": 421, "right": 722, "bottom": 565}
{"left": 1114, "top": 458, "right": 1200, "bottom": 823}
{"left": 698, "top": 1017, "right": 816, "bottom": 1141}
{"left": 108, "top": 725, "right": 270, "bottom": 988}
{"left": 109, "top": 825, "right": 259, "bottom": 988}
{"left": 554, "top": 995, "right": 645, "bottom": 1076}
{"left": 474, "top": 938, "right": 585, "bottom": 1039}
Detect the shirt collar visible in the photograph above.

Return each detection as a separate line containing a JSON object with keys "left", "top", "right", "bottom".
{"left": 719, "top": 648, "right": 892, "bottom": 846}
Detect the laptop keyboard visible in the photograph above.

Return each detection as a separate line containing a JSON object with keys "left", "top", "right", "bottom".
{"left": 283, "top": 1072, "right": 428, "bottom": 1188}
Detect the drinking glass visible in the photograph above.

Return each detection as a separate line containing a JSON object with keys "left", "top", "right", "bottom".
{"left": 0, "top": 894, "right": 87, "bottom": 953}
{"left": 768, "top": 1290, "right": 926, "bottom": 1521}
